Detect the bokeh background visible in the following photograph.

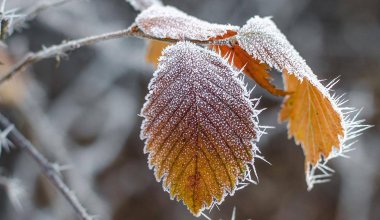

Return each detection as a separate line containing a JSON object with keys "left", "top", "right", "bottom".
{"left": 0, "top": 0, "right": 379, "bottom": 219}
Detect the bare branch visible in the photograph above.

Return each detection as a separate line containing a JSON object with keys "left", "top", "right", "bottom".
{"left": 0, "top": 24, "right": 232, "bottom": 84}
{"left": 126, "top": 0, "right": 162, "bottom": 11}
{"left": 14, "top": 0, "right": 78, "bottom": 28}
{"left": 0, "top": 113, "right": 94, "bottom": 220}
{"left": 1, "top": 0, "right": 81, "bottom": 39}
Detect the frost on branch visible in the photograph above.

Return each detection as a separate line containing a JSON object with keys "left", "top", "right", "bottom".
{"left": 0, "top": 125, "right": 14, "bottom": 156}
{"left": 135, "top": 5, "right": 239, "bottom": 41}
{"left": 140, "top": 42, "right": 262, "bottom": 216}
{"left": 237, "top": 16, "right": 368, "bottom": 189}
{"left": 126, "top": 0, "right": 162, "bottom": 11}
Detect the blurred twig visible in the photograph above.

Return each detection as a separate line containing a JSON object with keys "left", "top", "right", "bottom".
{"left": 0, "top": 24, "right": 232, "bottom": 84}
{"left": 126, "top": 0, "right": 162, "bottom": 11}
{"left": 0, "top": 113, "right": 94, "bottom": 220}
{"left": 1, "top": 0, "right": 81, "bottom": 40}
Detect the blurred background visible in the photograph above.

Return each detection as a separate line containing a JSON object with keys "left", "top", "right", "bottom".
{"left": 0, "top": 0, "right": 379, "bottom": 219}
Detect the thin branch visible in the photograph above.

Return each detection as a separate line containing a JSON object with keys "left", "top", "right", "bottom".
{"left": 0, "top": 113, "right": 94, "bottom": 220}
{"left": 13, "top": 0, "right": 89, "bottom": 33}
{"left": 1, "top": 0, "right": 80, "bottom": 39}
{"left": 0, "top": 24, "right": 232, "bottom": 84}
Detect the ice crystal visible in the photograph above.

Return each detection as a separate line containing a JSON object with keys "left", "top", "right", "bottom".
{"left": 135, "top": 5, "right": 239, "bottom": 41}
{"left": 140, "top": 42, "right": 263, "bottom": 216}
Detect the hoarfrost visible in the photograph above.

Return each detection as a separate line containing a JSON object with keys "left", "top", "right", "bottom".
{"left": 135, "top": 5, "right": 239, "bottom": 41}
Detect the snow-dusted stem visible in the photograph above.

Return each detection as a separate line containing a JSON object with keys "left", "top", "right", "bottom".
{"left": 0, "top": 25, "right": 232, "bottom": 84}
{"left": 13, "top": 0, "right": 78, "bottom": 29}
{"left": 0, "top": 113, "right": 93, "bottom": 220}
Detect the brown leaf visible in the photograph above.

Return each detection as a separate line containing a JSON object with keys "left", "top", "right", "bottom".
{"left": 145, "top": 40, "right": 171, "bottom": 67}
{"left": 141, "top": 42, "right": 260, "bottom": 216}
{"left": 279, "top": 72, "right": 344, "bottom": 167}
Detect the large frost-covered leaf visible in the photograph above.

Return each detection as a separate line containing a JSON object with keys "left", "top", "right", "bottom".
{"left": 141, "top": 42, "right": 261, "bottom": 216}
{"left": 135, "top": 5, "right": 239, "bottom": 41}
{"left": 237, "top": 16, "right": 366, "bottom": 189}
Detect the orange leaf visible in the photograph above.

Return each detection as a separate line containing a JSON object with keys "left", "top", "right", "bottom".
{"left": 145, "top": 40, "right": 171, "bottom": 67}
{"left": 0, "top": 48, "right": 27, "bottom": 106}
{"left": 141, "top": 42, "right": 260, "bottom": 216}
{"left": 213, "top": 44, "right": 287, "bottom": 96}
{"left": 236, "top": 16, "right": 369, "bottom": 188}
{"left": 279, "top": 72, "right": 344, "bottom": 167}
{"left": 209, "top": 29, "right": 286, "bottom": 96}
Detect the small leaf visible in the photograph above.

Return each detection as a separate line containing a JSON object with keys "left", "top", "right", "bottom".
{"left": 237, "top": 16, "right": 367, "bottom": 189}
{"left": 279, "top": 72, "right": 344, "bottom": 166}
{"left": 145, "top": 40, "right": 171, "bottom": 67}
{"left": 135, "top": 5, "right": 239, "bottom": 41}
{"left": 141, "top": 42, "right": 261, "bottom": 216}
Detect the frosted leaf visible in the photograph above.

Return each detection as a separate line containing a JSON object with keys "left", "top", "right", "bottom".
{"left": 140, "top": 42, "right": 262, "bottom": 216}
{"left": 126, "top": 0, "right": 162, "bottom": 11}
{"left": 237, "top": 16, "right": 320, "bottom": 84}
{"left": 237, "top": 16, "right": 369, "bottom": 189}
{"left": 135, "top": 5, "right": 239, "bottom": 41}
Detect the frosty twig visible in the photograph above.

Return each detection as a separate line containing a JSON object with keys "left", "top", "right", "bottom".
{"left": 13, "top": 0, "right": 79, "bottom": 29}
{"left": 0, "top": 24, "right": 232, "bottom": 85}
{"left": 1, "top": 0, "right": 80, "bottom": 39}
{"left": 0, "top": 113, "right": 94, "bottom": 220}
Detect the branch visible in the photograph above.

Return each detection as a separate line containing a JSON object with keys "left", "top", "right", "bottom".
{"left": 0, "top": 24, "right": 232, "bottom": 84}
{"left": 0, "top": 113, "right": 94, "bottom": 220}
{"left": 0, "top": 0, "right": 81, "bottom": 39}
{"left": 13, "top": 0, "right": 78, "bottom": 29}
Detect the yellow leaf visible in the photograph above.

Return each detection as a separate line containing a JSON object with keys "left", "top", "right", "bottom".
{"left": 145, "top": 40, "right": 171, "bottom": 67}
{"left": 141, "top": 42, "right": 260, "bottom": 216}
{"left": 279, "top": 72, "right": 344, "bottom": 170}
